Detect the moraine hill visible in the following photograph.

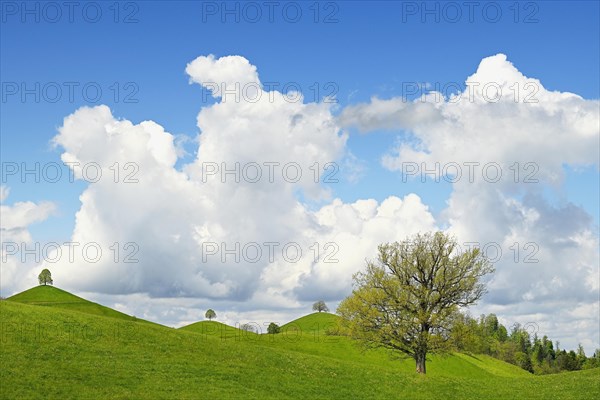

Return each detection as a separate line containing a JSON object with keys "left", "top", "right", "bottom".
{"left": 6, "top": 285, "right": 155, "bottom": 324}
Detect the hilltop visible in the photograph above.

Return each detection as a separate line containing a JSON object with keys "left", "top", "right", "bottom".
{"left": 6, "top": 285, "right": 152, "bottom": 324}
{"left": 281, "top": 312, "right": 340, "bottom": 335}
{"left": 179, "top": 320, "right": 255, "bottom": 339}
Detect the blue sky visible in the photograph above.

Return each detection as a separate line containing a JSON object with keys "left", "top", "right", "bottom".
{"left": 1, "top": 1, "right": 599, "bottom": 352}
{"left": 2, "top": 1, "right": 599, "bottom": 239}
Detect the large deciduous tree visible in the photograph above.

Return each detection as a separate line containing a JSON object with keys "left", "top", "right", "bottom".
{"left": 337, "top": 232, "right": 494, "bottom": 374}
{"left": 38, "top": 269, "right": 53, "bottom": 286}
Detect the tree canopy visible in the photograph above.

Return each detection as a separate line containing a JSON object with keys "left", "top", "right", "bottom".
{"left": 312, "top": 300, "right": 329, "bottom": 313}
{"left": 450, "top": 313, "right": 599, "bottom": 373}
{"left": 205, "top": 309, "right": 216, "bottom": 321}
{"left": 267, "top": 323, "right": 281, "bottom": 334}
{"left": 337, "top": 232, "right": 494, "bottom": 374}
{"left": 38, "top": 269, "right": 53, "bottom": 286}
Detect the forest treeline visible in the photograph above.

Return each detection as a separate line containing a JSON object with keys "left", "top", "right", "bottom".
{"left": 450, "top": 313, "right": 600, "bottom": 374}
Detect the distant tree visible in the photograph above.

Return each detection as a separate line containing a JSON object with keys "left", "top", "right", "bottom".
{"left": 510, "top": 324, "right": 532, "bottom": 355}
{"left": 532, "top": 338, "right": 545, "bottom": 365}
{"left": 337, "top": 232, "right": 494, "bottom": 374}
{"left": 556, "top": 350, "right": 580, "bottom": 371}
{"left": 205, "top": 309, "right": 216, "bottom": 321}
{"left": 449, "top": 313, "right": 481, "bottom": 353}
{"left": 240, "top": 323, "right": 256, "bottom": 333}
{"left": 480, "top": 314, "right": 508, "bottom": 343}
{"left": 542, "top": 335, "right": 555, "bottom": 360}
{"left": 312, "top": 300, "right": 329, "bottom": 313}
{"left": 496, "top": 341, "right": 518, "bottom": 365}
{"left": 38, "top": 269, "right": 53, "bottom": 286}
{"left": 449, "top": 312, "right": 594, "bottom": 375}
{"left": 576, "top": 344, "right": 587, "bottom": 369}
{"left": 576, "top": 344, "right": 586, "bottom": 358}
{"left": 515, "top": 351, "right": 534, "bottom": 373}
{"left": 583, "top": 349, "right": 600, "bottom": 369}
{"left": 267, "top": 323, "right": 281, "bottom": 334}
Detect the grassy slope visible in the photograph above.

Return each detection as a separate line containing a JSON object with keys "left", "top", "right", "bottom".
{"left": 6, "top": 285, "right": 153, "bottom": 324}
{"left": 281, "top": 312, "right": 341, "bottom": 334}
{"left": 179, "top": 320, "right": 254, "bottom": 340}
{"left": 263, "top": 313, "right": 532, "bottom": 380}
{"left": 1, "top": 296, "right": 598, "bottom": 399}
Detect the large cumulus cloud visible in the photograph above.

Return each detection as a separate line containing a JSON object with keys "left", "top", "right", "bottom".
{"left": 44, "top": 55, "right": 435, "bottom": 307}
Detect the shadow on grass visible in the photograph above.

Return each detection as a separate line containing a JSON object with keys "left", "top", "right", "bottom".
{"left": 463, "top": 353, "right": 482, "bottom": 361}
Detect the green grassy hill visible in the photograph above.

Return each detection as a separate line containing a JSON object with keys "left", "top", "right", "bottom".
{"left": 280, "top": 312, "right": 340, "bottom": 335}
{"left": 6, "top": 285, "right": 153, "bottom": 324}
{"left": 1, "top": 289, "right": 598, "bottom": 399}
{"left": 179, "top": 320, "right": 254, "bottom": 340}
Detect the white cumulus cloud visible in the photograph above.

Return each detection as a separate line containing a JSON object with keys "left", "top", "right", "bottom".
{"left": 41, "top": 55, "right": 436, "bottom": 314}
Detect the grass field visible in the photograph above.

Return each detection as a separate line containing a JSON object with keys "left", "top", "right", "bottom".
{"left": 1, "top": 286, "right": 598, "bottom": 399}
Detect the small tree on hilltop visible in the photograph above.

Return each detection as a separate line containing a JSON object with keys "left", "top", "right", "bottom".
{"left": 38, "top": 269, "right": 53, "bottom": 286}
{"left": 268, "top": 322, "right": 281, "bottom": 334}
{"left": 205, "top": 309, "right": 216, "bottom": 321}
{"left": 313, "top": 300, "right": 329, "bottom": 313}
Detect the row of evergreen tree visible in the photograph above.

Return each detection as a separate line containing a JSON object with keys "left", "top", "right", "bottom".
{"left": 450, "top": 313, "right": 600, "bottom": 374}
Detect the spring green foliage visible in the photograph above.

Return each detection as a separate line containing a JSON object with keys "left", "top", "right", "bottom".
{"left": 205, "top": 309, "right": 216, "bottom": 320}
{"left": 450, "top": 313, "right": 600, "bottom": 374}
{"left": 37, "top": 268, "right": 53, "bottom": 286}
{"left": 337, "top": 232, "right": 494, "bottom": 374}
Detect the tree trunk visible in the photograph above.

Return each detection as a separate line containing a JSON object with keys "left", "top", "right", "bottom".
{"left": 416, "top": 352, "right": 426, "bottom": 374}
